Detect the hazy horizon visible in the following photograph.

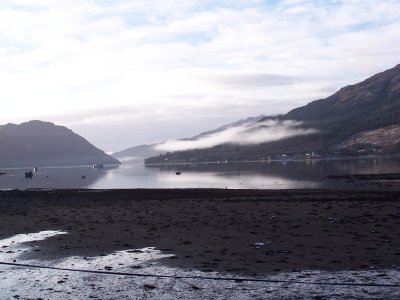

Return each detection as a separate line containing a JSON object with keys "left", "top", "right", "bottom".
{"left": 1, "top": 0, "right": 400, "bottom": 152}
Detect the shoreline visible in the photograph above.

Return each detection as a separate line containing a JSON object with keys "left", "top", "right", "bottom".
{"left": 143, "top": 154, "right": 400, "bottom": 165}
{"left": 1, "top": 189, "right": 400, "bottom": 276}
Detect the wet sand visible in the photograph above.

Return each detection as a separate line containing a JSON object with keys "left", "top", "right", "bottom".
{"left": 1, "top": 189, "right": 400, "bottom": 275}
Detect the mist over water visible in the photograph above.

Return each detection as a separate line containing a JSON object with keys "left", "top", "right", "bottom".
{"left": 1, "top": 157, "right": 400, "bottom": 190}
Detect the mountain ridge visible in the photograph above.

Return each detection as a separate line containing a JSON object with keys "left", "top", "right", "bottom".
{"left": 0, "top": 120, "right": 120, "bottom": 168}
{"left": 145, "top": 64, "right": 400, "bottom": 163}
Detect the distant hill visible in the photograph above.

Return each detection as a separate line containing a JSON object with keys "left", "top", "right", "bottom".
{"left": 112, "top": 144, "right": 163, "bottom": 162}
{"left": 145, "top": 64, "right": 400, "bottom": 163}
{"left": 0, "top": 120, "right": 120, "bottom": 168}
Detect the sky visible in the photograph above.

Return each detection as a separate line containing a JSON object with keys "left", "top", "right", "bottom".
{"left": 1, "top": 0, "right": 400, "bottom": 153}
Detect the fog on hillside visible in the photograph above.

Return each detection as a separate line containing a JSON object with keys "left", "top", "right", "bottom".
{"left": 155, "top": 120, "right": 318, "bottom": 152}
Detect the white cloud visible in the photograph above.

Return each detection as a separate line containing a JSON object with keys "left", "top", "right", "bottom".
{"left": 155, "top": 119, "right": 317, "bottom": 152}
{"left": 0, "top": 0, "right": 399, "bottom": 151}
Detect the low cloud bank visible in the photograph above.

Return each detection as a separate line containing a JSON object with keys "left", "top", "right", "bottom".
{"left": 155, "top": 120, "right": 317, "bottom": 152}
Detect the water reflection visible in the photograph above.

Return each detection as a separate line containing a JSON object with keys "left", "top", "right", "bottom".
{"left": 156, "top": 171, "right": 319, "bottom": 189}
{"left": 1, "top": 157, "right": 400, "bottom": 189}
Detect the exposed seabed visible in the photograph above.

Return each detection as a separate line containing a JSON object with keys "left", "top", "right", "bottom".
{"left": 1, "top": 231, "right": 399, "bottom": 299}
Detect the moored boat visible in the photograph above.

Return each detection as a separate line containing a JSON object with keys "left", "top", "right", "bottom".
{"left": 25, "top": 171, "right": 33, "bottom": 178}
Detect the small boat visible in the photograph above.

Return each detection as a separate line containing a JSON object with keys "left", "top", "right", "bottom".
{"left": 81, "top": 174, "right": 86, "bottom": 179}
{"left": 25, "top": 171, "right": 33, "bottom": 178}
{"left": 93, "top": 164, "right": 104, "bottom": 169}
{"left": 33, "top": 167, "right": 38, "bottom": 172}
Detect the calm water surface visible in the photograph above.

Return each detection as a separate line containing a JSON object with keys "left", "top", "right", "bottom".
{"left": 1, "top": 157, "right": 400, "bottom": 190}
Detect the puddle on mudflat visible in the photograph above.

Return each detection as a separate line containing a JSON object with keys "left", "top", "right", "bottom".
{"left": 0, "top": 231, "right": 68, "bottom": 261}
{"left": 0, "top": 230, "right": 67, "bottom": 249}
{"left": 1, "top": 231, "right": 400, "bottom": 299}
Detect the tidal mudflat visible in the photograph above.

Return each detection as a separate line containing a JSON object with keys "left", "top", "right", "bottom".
{"left": 1, "top": 189, "right": 400, "bottom": 299}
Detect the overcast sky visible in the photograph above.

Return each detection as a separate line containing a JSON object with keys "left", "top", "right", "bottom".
{"left": 1, "top": 0, "right": 400, "bottom": 152}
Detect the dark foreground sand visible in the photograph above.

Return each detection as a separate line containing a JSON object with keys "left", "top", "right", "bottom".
{"left": 1, "top": 189, "right": 400, "bottom": 276}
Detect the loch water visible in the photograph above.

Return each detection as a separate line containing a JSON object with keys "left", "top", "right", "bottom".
{"left": 1, "top": 157, "right": 400, "bottom": 190}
